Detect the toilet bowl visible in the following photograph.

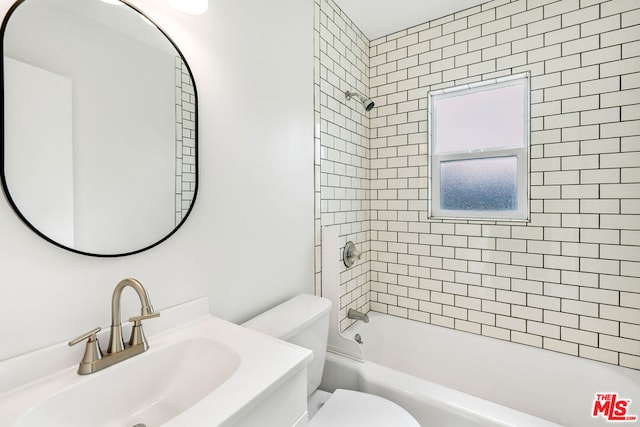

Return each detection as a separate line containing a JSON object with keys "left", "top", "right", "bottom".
{"left": 309, "top": 389, "right": 420, "bottom": 427}
{"left": 243, "top": 294, "right": 419, "bottom": 427}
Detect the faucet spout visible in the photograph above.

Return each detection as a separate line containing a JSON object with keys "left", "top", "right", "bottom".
{"left": 347, "top": 308, "right": 369, "bottom": 323}
{"left": 107, "top": 278, "right": 156, "bottom": 354}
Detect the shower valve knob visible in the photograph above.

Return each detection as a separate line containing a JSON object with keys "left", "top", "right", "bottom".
{"left": 343, "top": 241, "right": 361, "bottom": 268}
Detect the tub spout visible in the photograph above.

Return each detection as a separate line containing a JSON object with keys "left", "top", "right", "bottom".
{"left": 348, "top": 308, "right": 369, "bottom": 323}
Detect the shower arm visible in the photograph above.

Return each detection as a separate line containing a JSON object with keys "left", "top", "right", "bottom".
{"left": 345, "top": 89, "right": 375, "bottom": 111}
{"left": 345, "top": 90, "right": 365, "bottom": 102}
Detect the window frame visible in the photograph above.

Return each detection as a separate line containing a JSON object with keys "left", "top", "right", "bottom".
{"left": 428, "top": 73, "right": 531, "bottom": 222}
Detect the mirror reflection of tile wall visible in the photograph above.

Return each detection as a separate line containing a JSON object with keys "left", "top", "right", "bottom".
{"left": 175, "top": 57, "right": 196, "bottom": 225}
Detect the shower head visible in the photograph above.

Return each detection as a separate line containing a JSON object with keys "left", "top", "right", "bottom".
{"left": 363, "top": 98, "right": 375, "bottom": 111}
{"left": 345, "top": 90, "right": 375, "bottom": 112}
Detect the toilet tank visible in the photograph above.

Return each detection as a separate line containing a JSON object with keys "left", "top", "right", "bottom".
{"left": 243, "top": 294, "right": 331, "bottom": 397}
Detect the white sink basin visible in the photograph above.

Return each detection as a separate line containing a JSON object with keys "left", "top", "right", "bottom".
{"left": 16, "top": 339, "right": 240, "bottom": 426}
{"left": 0, "top": 299, "right": 312, "bottom": 427}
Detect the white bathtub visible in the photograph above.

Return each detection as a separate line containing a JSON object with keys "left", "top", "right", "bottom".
{"left": 319, "top": 312, "right": 640, "bottom": 427}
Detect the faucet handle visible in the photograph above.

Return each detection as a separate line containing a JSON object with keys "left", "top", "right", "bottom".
{"left": 127, "top": 312, "right": 159, "bottom": 348}
{"left": 68, "top": 327, "right": 104, "bottom": 373}
{"left": 68, "top": 327, "right": 102, "bottom": 347}
{"left": 128, "top": 312, "right": 160, "bottom": 323}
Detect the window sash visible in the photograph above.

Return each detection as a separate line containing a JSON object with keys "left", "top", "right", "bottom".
{"left": 428, "top": 73, "right": 530, "bottom": 221}
{"left": 430, "top": 148, "right": 529, "bottom": 220}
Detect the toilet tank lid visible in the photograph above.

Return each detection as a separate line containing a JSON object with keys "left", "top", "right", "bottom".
{"left": 243, "top": 294, "right": 331, "bottom": 341}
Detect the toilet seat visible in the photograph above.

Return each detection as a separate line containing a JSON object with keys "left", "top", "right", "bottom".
{"left": 309, "top": 389, "right": 420, "bottom": 427}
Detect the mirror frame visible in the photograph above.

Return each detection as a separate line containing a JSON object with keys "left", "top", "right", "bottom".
{"left": 0, "top": 0, "right": 199, "bottom": 257}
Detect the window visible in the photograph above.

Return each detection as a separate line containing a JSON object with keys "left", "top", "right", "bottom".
{"left": 428, "top": 73, "right": 530, "bottom": 221}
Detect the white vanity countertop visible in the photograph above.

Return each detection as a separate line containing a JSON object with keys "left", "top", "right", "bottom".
{"left": 0, "top": 298, "right": 312, "bottom": 426}
{"left": 0, "top": 297, "right": 214, "bottom": 394}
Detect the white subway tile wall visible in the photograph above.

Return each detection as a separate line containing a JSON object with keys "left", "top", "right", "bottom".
{"left": 315, "top": 0, "right": 640, "bottom": 368}
{"left": 314, "top": 0, "right": 372, "bottom": 330}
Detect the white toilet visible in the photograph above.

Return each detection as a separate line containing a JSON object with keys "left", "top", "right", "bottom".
{"left": 243, "top": 294, "right": 420, "bottom": 427}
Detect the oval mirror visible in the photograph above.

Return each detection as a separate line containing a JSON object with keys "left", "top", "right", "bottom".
{"left": 1, "top": 0, "right": 198, "bottom": 256}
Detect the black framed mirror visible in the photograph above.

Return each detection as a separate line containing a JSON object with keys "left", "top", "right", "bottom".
{"left": 1, "top": 0, "right": 198, "bottom": 256}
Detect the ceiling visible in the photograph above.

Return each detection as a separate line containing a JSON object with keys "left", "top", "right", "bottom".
{"left": 332, "top": 0, "right": 491, "bottom": 40}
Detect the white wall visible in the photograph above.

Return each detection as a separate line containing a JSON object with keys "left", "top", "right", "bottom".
{"left": 0, "top": 0, "right": 314, "bottom": 361}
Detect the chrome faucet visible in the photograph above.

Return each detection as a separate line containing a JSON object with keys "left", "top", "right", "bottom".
{"left": 347, "top": 308, "right": 369, "bottom": 323}
{"left": 68, "top": 278, "right": 159, "bottom": 375}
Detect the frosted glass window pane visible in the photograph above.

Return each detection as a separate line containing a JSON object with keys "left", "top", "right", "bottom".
{"left": 435, "top": 83, "right": 525, "bottom": 154}
{"left": 440, "top": 157, "right": 518, "bottom": 211}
